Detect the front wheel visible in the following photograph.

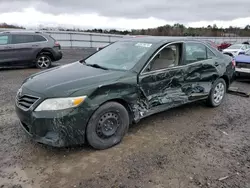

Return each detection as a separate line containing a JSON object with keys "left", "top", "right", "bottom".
{"left": 86, "top": 102, "right": 129, "bottom": 150}
{"left": 207, "top": 78, "right": 226, "bottom": 107}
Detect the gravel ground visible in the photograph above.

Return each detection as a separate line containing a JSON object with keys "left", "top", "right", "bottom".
{"left": 0, "top": 49, "right": 250, "bottom": 188}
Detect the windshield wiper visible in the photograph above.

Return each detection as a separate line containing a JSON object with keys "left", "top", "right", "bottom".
{"left": 85, "top": 63, "right": 109, "bottom": 70}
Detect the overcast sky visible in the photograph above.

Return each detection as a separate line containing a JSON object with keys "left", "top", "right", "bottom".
{"left": 0, "top": 0, "right": 250, "bottom": 30}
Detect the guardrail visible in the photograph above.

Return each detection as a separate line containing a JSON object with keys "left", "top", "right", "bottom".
{"left": 1, "top": 29, "right": 250, "bottom": 48}
{"left": 45, "top": 31, "right": 124, "bottom": 48}
{"left": 45, "top": 31, "right": 250, "bottom": 48}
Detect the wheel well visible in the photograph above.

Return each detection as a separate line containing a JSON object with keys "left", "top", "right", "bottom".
{"left": 37, "top": 49, "right": 54, "bottom": 61}
{"left": 83, "top": 98, "right": 134, "bottom": 143}
{"left": 106, "top": 99, "right": 134, "bottom": 125}
{"left": 220, "top": 75, "right": 229, "bottom": 89}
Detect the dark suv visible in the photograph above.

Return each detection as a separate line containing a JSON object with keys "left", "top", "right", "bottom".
{"left": 0, "top": 31, "right": 62, "bottom": 69}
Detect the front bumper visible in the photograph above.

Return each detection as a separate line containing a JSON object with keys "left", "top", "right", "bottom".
{"left": 15, "top": 104, "right": 89, "bottom": 147}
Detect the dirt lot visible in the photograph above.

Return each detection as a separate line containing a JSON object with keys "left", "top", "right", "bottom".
{"left": 0, "top": 49, "right": 250, "bottom": 188}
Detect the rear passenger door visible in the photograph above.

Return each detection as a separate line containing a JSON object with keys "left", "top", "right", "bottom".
{"left": 10, "top": 34, "right": 44, "bottom": 65}
{"left": 0, "top": 34, "right": 14, "bottom": 66}
{"left": 182, "top": 42, "right": 221, "bottom": 98}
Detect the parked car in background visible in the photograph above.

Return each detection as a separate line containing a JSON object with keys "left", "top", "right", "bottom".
{"left": 15, "top": 37, "right": 235, "bottom": 150}
{"left": 217, "top": 42, "right": 232, "bottom": 51}
{"left": 234, "top": 48, "right": 250, "bottom": 76}
{"left": 222, "top": 43, "right": 250, "bottom": 57}
{"left": 242, "top": 41, "right": 250, "bottom": 45}
{"left": 0, "top": 31, "right": 62, "bottom": 69}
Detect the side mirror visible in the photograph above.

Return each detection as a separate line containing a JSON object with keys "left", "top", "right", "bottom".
{"left": 239, "top": 51, "right": 245, "bottom": 55}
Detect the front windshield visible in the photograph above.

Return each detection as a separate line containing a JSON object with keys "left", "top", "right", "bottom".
{"left": 84, "top": 41, "right": 153, "bottom": 70}
{"left": 227, "top": 44, "right": 243, "bottom": 49}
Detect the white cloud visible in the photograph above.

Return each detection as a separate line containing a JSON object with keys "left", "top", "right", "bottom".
{"left": 0, "top": 8, "right": 250, "bottom": 30}
{"left": 0, "top": 8, "right": 169, "bottom": 30}
{"left": 187, "top": 17, "right": 250, "bottom": 28}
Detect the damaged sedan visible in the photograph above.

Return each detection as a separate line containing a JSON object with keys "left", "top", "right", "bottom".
{"left": 15, "top": 37, "right": 235, "bottom": 150}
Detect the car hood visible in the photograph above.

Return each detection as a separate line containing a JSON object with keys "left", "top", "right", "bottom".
{"left": 22, "top": 62, "right": 126, "bottom": 97}
{"left": 234, "top": 55, "right": 250, "bottom": 63}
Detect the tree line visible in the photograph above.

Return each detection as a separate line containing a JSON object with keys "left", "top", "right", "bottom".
{"left": 0, "top": 23, "right": 25, "bottom": 29}
{"left": 2, "top": 22, "right": 250, "bottom": 37}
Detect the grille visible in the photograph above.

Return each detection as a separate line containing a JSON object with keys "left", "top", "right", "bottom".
{"left": 16, "top": 95, "right": 39, "bottom": 110}
{"left": 236, "top": 62, "right": 250, "bottom": 69}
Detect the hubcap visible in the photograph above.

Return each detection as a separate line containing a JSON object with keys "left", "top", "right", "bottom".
{"left": 37, "top": 56, "right": 50, "bottom": 68}
{"left": 213, "top": 82, "right": 225, "bottom": 104}
{"left": 96, "top": 112, "right": 120, "bottom": 139}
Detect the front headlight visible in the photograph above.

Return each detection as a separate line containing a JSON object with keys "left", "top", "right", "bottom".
{"left": 34, "top": 96, "right": 87, "bottom": 111}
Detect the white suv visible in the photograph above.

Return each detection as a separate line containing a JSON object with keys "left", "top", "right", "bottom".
{"left": 222, "top": 44, "right": 250, "bottom": 57}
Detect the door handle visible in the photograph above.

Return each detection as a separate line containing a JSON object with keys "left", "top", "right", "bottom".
{"left": 214, "top": 62, "right": 219, "bottom": 67}
{"left": 4, "top": 46, "right": 12, "bottom": 49}
{"left": 32, "top": 45, "right": 39, "bottom": 47}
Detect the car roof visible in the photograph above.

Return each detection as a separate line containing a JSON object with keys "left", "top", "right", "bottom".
{"left": 0, "top": 30, "right": 46, "bottom": 35}
{"left": 120, "top": 36, "right": 209, "bottom": 45}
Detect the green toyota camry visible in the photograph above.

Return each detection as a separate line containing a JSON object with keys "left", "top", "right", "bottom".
{"left": 15, "top": 36, "right": 235, "bottom": 150}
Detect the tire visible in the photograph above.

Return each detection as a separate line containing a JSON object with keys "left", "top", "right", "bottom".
{"left": 207, "top": 78, "right": 227, "bottom": 107}
{"left": 36, "top": 54, "right": 52, "bottom": 69}
{"left": 86, "top": 102, "right": 129, "bottom": 150}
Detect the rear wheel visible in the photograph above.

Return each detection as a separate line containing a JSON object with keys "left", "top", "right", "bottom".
{"left": 86, "top": 102, "right": 129, "bottom": 150}
{"left": 36, "top": 54, "right": 52, "bottom": 69}
{"left": 207, "top": 78, "right": 226, "bottom": 107}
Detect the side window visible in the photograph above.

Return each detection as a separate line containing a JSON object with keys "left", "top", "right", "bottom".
{"left": 34, "top": 35, "right": 47, "bottom": 42}
{"left": 207, "top": 48, "right": 216, "bottom": 59}
{"left": 184, "top": 43, "right": 207, "bottom": 65}
{"left": 0, "top": 35, "right": 9, "bottom": 45}
{"left": 11, "top": 35, "right": 35, "bottom": 44}
{"left": 145, "top": 43, "right": 182, "bottom": 72}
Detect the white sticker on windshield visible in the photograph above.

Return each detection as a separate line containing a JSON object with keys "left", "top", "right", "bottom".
{"left": 135, "top": 43, "right": 152, "bottom": 48}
